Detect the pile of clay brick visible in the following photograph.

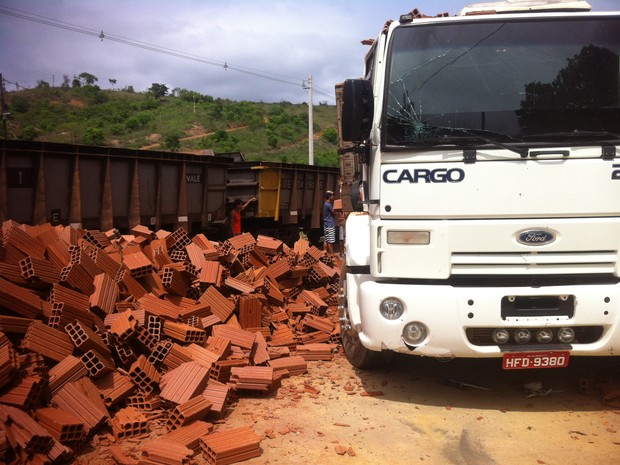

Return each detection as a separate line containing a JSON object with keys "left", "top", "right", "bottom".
{"left": 0, "top": 220, "right": 342, "bottom": 464}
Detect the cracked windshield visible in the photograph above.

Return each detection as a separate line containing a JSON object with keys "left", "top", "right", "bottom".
{"left": 385, "top": 18, "right": 620, "bottom": 147}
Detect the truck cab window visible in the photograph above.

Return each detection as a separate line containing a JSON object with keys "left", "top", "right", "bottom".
{"left": 384, "top": 18, "right": 620, "bottom": 146}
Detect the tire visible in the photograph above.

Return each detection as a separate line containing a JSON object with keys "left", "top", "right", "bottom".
{"left": 339, "top": 268, "right": 393, "bottom": 369}
{"left": 341, "top": 325, "right": 392, "bottom": 369}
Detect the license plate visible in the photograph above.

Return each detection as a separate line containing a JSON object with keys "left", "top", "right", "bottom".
{"left": 502, "top": 351, "right": 570, "bottom": 370}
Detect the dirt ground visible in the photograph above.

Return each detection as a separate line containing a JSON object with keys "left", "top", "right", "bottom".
{"left": 77, "top": 351, "right": 620, "bottom": 465}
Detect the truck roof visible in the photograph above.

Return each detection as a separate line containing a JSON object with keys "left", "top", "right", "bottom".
{"left": 458, "top": 0, "right": 592, "bottom": 16}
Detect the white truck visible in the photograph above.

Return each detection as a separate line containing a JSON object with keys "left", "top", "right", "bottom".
{"left": 338, "top": 0, "right": 620, "bottom": 369}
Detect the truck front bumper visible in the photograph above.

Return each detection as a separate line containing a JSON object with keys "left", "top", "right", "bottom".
{"left": 347, "top": 274, "right": 620, "bottom": 358}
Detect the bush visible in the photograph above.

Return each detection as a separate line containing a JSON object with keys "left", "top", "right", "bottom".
{"left": 163, "top": 132, "right": 181, "bottom": 152}
{"left": 91, "top": 91, "right": 108, "bottom": 105}
{"left": 82, "top": 128, "right": 105, "bottom": 146}
{"left": 125, "top": 112, "right": 153, "bottom": 131}
{"left": 199, "top": 130, "right": 240, "bottom": 152}
{"left": 20, "top": 126, "right": 39, "bottom": 140}
{"left": 322, "top": 127, "right": 338, "bottom": 144}
{"left": 109, "top": 124, "right": 125, "bottom": 135}
{"left": 314, "top": 149, "right": 339, "bottom": 167}
{"left": 135, "top": 112, "right": 153, "bottom": 128}
{"left": 125, "top": 116, "right": 140, "bottom": 131}
{"left": 267, "top": 133, "right": 279, "bottom": 148}
{"left": 10, "top": 96, "right": 29, "bottom": 113}
{"left": 141, "top": 97, "right": 160, "bottom": 110}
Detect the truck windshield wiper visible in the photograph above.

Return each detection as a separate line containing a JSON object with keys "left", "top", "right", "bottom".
{"left": 395, "top": 126, "right": 528, "bottom": 156}
{"left": 522, "top": 130, "right": 620, "bottom": 141}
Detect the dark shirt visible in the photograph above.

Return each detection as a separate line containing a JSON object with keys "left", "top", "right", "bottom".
{"left": 323, "top": 200, "right": 335, "bottom": 227}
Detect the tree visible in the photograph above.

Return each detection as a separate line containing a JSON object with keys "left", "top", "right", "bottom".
{"left": 149, "top": 83, "right": 168, "bottom": 99}
{"left": 36, "top": 80, "right": 50, "bottom": 88}
{"left": 163, "top": 132, "right": 181, "bottom": 152}
{"left": 79, "top": 72, "right": 98, "bottom": 86}
{"left": 177, "top": 88, "right": 203, "bottom": 103}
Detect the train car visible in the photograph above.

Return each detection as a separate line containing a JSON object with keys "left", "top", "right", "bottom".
{"left": 0, "top": 139, "right": 340, "bottom": 244}
{"left": 224, "top": 160, "right": 340, "bottom": 244}
{"left": 0, "top": 139, "right": 230, "bottom": 234}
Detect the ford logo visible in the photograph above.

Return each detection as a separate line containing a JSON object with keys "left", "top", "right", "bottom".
{"left": 517, "top": 229, "right": 556, "bottom": 246}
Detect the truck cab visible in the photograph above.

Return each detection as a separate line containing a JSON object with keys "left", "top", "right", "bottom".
{"left": 338, "top": 1, "right": 620, "bottom": 369}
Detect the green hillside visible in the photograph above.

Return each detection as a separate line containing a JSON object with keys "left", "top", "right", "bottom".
{"left": 2, "top": 81, "right": 340, "bottom": 166}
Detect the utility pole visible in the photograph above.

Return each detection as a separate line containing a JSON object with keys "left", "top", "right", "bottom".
{"left": 0, "top": 74, "right": 8, "bottom": 139}
{"left": 307, "top": 74, "right": 314, "bottom": 165}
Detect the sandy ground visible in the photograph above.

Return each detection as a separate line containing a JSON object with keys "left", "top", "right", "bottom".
{"left": 77, "top": 351, "right": 619, "bottom": 465}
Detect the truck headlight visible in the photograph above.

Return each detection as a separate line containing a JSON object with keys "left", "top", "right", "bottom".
{"left": 379, "top": 297, "right": 404, "bottom": 320}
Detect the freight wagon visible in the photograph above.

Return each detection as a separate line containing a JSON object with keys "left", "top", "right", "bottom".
{"left": 224, "top": 159, "right": 339, "bottom": 245}
{"left": 0, "top": 139, "right": 339, "bottom": 244}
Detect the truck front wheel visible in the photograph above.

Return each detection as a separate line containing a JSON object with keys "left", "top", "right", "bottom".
{"left": 341, "top": 325, "right": 392, "bottom": 369}
{"left": 339, "top": 271, "right": 393, "bottom": 369}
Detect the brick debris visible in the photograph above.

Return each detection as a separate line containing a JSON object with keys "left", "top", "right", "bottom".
{"left": 0, "top": 221, "right": 341, "bottom": 465}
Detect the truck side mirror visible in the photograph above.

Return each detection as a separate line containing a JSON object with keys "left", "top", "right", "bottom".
{"left": 341, "top": 79, "right": 374, "bottom": 142}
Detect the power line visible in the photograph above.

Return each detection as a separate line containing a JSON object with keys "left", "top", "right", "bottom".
{"left": 1, "top": 76, "right": 29, "bottom": 91}
{"left": 313, "top": 86, "right": 335, "bottom": 99}
{"left": 0, "top": 6, "right": 298, "bottom": 86}
{"left": 0, "top": 5, "right": 335, "bottom": 97}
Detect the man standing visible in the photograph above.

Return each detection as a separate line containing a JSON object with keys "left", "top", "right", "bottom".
{"left": 323, "top": 191, "right": 336, "bottom": 254}
{"left": 227, "top": 197, "right": 256, "bottom": 237}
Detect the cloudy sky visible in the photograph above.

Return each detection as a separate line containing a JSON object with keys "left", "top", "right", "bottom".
{"left": 0, "top": 0, "right": 617, "bottom": 104}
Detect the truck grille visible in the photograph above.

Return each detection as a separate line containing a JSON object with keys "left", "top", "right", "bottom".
{"left": 451, "top": 251, "right": 617, "bottom": 275}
